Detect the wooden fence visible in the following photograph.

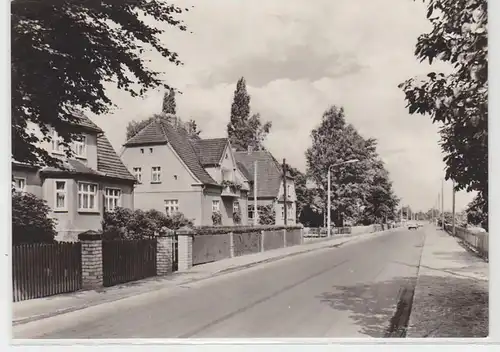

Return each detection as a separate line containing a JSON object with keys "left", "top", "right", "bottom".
{"left": 102, "top": 239, "right": 157, "bottom": 287}
{"left": 12, "top": 242, "right": 82, "bottom": 302}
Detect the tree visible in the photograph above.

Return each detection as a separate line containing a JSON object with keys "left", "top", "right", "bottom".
{"left": 12, "top": 191, "right": 57, "bottom": 245}
{"left": 185, "top": 119, "right": 201, "bottom": 138}
{"left": 360, "top": 160, "right": 400, "bottom": 224}
{"left": 162, "top": 89, "right": 177, "bottom": 115}
{"left": 12, "top": 0, "right": 189, "bottom": 166}
{"left": 399, "top": 0, "right": 488, "bottom": 224}
{"left": 466, "top": 193, "right": 488, "bottom": 230}
{"left": 305, "top": 106, "right": 377, "bottom": 226}
{"left": 227, "top": 77, "right": 272, "bottom": 151}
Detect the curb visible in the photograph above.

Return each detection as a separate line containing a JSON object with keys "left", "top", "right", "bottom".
{"left": 13, "top": 227, "right": 400, "bottom": 326}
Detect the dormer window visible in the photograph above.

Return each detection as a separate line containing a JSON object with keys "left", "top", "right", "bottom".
{"left": 72, "top": 135, "right": 87, "bottom": 158}
{"left": 50, "top": 130, "right": 64, "bottom": 154}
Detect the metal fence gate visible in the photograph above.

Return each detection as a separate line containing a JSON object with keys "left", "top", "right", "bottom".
{"left": 12, "top": 242, "right": 82, "bottom": 302}
{"left": 172, "top": 234, "right": 178, "bottom": 272}
{"left": 102, "top": 239, "right": 157, "bottom": 287}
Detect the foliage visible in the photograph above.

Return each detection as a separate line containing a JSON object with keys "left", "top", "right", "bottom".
{"left": 258, "top": 204, "right": 275, "bottom": 225}
{"left": 162, "top": 89, "right": 176, "bottom": 115}
{"left": 233, "top": 210, "right": 242, "bottom": 225}
{"left": 285, "top": 163, "right": 324, "bottom": 226}
{"left": 12, "top": 0, "right": 189, "bottom": 166}
{"left": 185, "top": 119, "right": 201, "bottom": 138}
{"left": 212, "top": 211, "right": 222, "bottom": 226}
{"left": 191, "top": 224, "right": 303, "bottom": 235}
{"left": 399, "top": 0, "right": 488, "bottom": 223}
{"left": 102, "top": 207, "right": 193, "bottom": 240}
{"left": 221, "top": 180, "right": 242, "bottom": 190}
{"left": 360, "top": 160, "right": 399, "bottom": 224}
{"left": 466, "top": 193, "right": 488, "bottom": 230}
{"left": 12, "top": 191, "right": 57, "bottom": 245}
{"left": 305, "top": 106, "right": 398, "bottom": 226}
{"left": 227, "top": 77, "right": 272, "bottom": 151}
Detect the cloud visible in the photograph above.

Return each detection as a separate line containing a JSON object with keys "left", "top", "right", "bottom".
{"left": 89, "top": 0, "right": 475, "bottom": 212}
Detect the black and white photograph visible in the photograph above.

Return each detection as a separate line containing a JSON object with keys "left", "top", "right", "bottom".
{"left": 9, "top": 0, "right": 489, "bottom": 342}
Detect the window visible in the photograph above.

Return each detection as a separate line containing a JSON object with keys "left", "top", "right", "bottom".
{"left": 150, "top": 148, "right": 153, "bottom": 153}
{"left": 72, "top": 135, "right": 87, "bottom": 158}
{"left": 281, "top": 205, "right": 285, "bottom": 220}
{"left": 287, "top": 203, "right": 293, "bottom": 218}
{"left": 287, "top": 185, "right": 291, "bottom": 197}
{"left": 165, "top": 199, "right": 179, "bottom": 216}
{"left": 151, "top": 166, "right": 161, "bottom": 183}
{"left": 78, "top": 182, "right": 98, "bottom": 211}
{"left": 51, "top": 130, "right": 64, "bottom": 154}
{"left": 233, "top": 201, "right": 240, "bottom": 213}
{"left": 54, "top": 180, "right": 67, "bottom": 211}
{"left": 13, "top": 177, "right": 26, "bottom": 193}
{"left": 133, "top": 167, "right": 142, "bottom": 183}
{"left": 105, "top": 188, "right": 121, "bottom": 211}
{"left": 212, "top": 200, "right": 220, "bottom": 212}
{"left": 140, "top": 148, "right": 144, "bottom": 154}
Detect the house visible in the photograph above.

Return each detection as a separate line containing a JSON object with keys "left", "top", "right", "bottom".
{"left": 120, "top": 117, "right": 250, "bottom": 226}
{"left": 234, "top": 149, "right": 297, "bottom": 225}
{"left": 12, "top": 112, "right": 136, "bottom": 242}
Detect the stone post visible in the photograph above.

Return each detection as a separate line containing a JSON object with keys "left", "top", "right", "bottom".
{"left": 177, "top": 227, "right": 193, "bottom": 271}
{"left": 157, "top": 230, "right": 174, "bottom": 276}
{"left": 78, "top": 230, "right": 103, "bottom": 290}
{"left": 229, "top": 232, "right": 235, "bottom": 258}
{"left": 283, "top": 228, "right": 287, "bottom": 248}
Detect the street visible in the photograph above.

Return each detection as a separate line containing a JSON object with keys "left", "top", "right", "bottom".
{"left": 14, "top": 227, "right": 426, "bottom": 339}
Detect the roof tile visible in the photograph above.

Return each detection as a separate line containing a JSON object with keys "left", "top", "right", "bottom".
{"left": 234, "top": 150, "right": 286, "bottom": 198}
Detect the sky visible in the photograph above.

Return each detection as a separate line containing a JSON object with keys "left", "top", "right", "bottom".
{"left": 88, "top": 0, "right": 476, "bottom": 213}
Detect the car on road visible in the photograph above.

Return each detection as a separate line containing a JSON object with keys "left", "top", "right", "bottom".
{"left": 407, "top": 221, "right": 419, "bottom": 230}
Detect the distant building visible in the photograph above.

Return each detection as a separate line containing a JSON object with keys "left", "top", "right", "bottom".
{"left": 12, "top": 112, "right": 136, "bottom": 241}
{"left": 120, "top": 118, "right": 250, "bottom": 226}
{"left": 234, "top": 149, "right": 297, "bottom": 225}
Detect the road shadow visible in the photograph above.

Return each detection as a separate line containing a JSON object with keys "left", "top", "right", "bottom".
{"left": 317, "top": 274, "right": 488, "bottom": 338}
{"left": 317, "top": 276, "right": 416, "bottom": 337}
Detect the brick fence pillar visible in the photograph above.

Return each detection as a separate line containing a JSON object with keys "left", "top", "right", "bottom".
{"left": 78, "top": 230, "right": 103, "bottom": 290}
{"left": 157, "top": 230, "right": 174, "bottom": 276}
{"left": 177, "top": 227, "right": 193, "bottom": 271}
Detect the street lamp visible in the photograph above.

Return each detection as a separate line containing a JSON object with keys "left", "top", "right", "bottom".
{"left": 327, "top": 159, "right": 360, "bottom": 237}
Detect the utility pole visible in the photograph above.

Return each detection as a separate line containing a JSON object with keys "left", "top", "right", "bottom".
{"left": 452, "top": 180, "right": 456, "bottom": 236}
{"left": 283, "top": 159, "right": 288, "bottom": 226}
{"left": 441, "top": 179, "right": 445, "bottom": 229}
{"left": 253, "top": 160, "right": 258, "bottom": 226}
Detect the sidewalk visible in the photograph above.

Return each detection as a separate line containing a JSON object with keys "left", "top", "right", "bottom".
{"left": 13, "top": 227, "right": 398, "bottom": 326}
{"left": 407, "top": 226, "right": 489, "bottom": 337}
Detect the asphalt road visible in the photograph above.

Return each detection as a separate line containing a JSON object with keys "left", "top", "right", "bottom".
{"left": 14, "top": 227, "right": 426, "bottom": 339}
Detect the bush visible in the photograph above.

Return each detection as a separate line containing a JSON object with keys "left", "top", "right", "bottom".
{"left": 258, "top": 204, "right": 275, "bottom": 225}
{"left": 212, "top": 211, "right": 222, "bottom": 226}
{"left": 12, "top": 191, "right": 57, "bottom": 245}
{"left": 233, "top": 209, "right": 242, "bottom": 225}
{"left": 102, "top": 207, "right": 193, "bottom": 240}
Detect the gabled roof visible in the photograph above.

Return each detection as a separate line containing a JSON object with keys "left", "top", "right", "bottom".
{"left": 123, "top": 120, "right": 169, "bottom": 146}
{"left": 14, "top": 112, "right": 134, "bottom": 182}
{"left": 69, "top": 109, "right": 103, "bottom": 133}
{"left": 122, "top": 119, "right": 219, "bottom": 186}
{"left": 234, "top": 150, "right": 291, "bottom": 198}
{"left": 192, "top": 138, "right": 228, "bottom": 166}
{"left": 97, "top": 135, "right": 136, "bottom": 181}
